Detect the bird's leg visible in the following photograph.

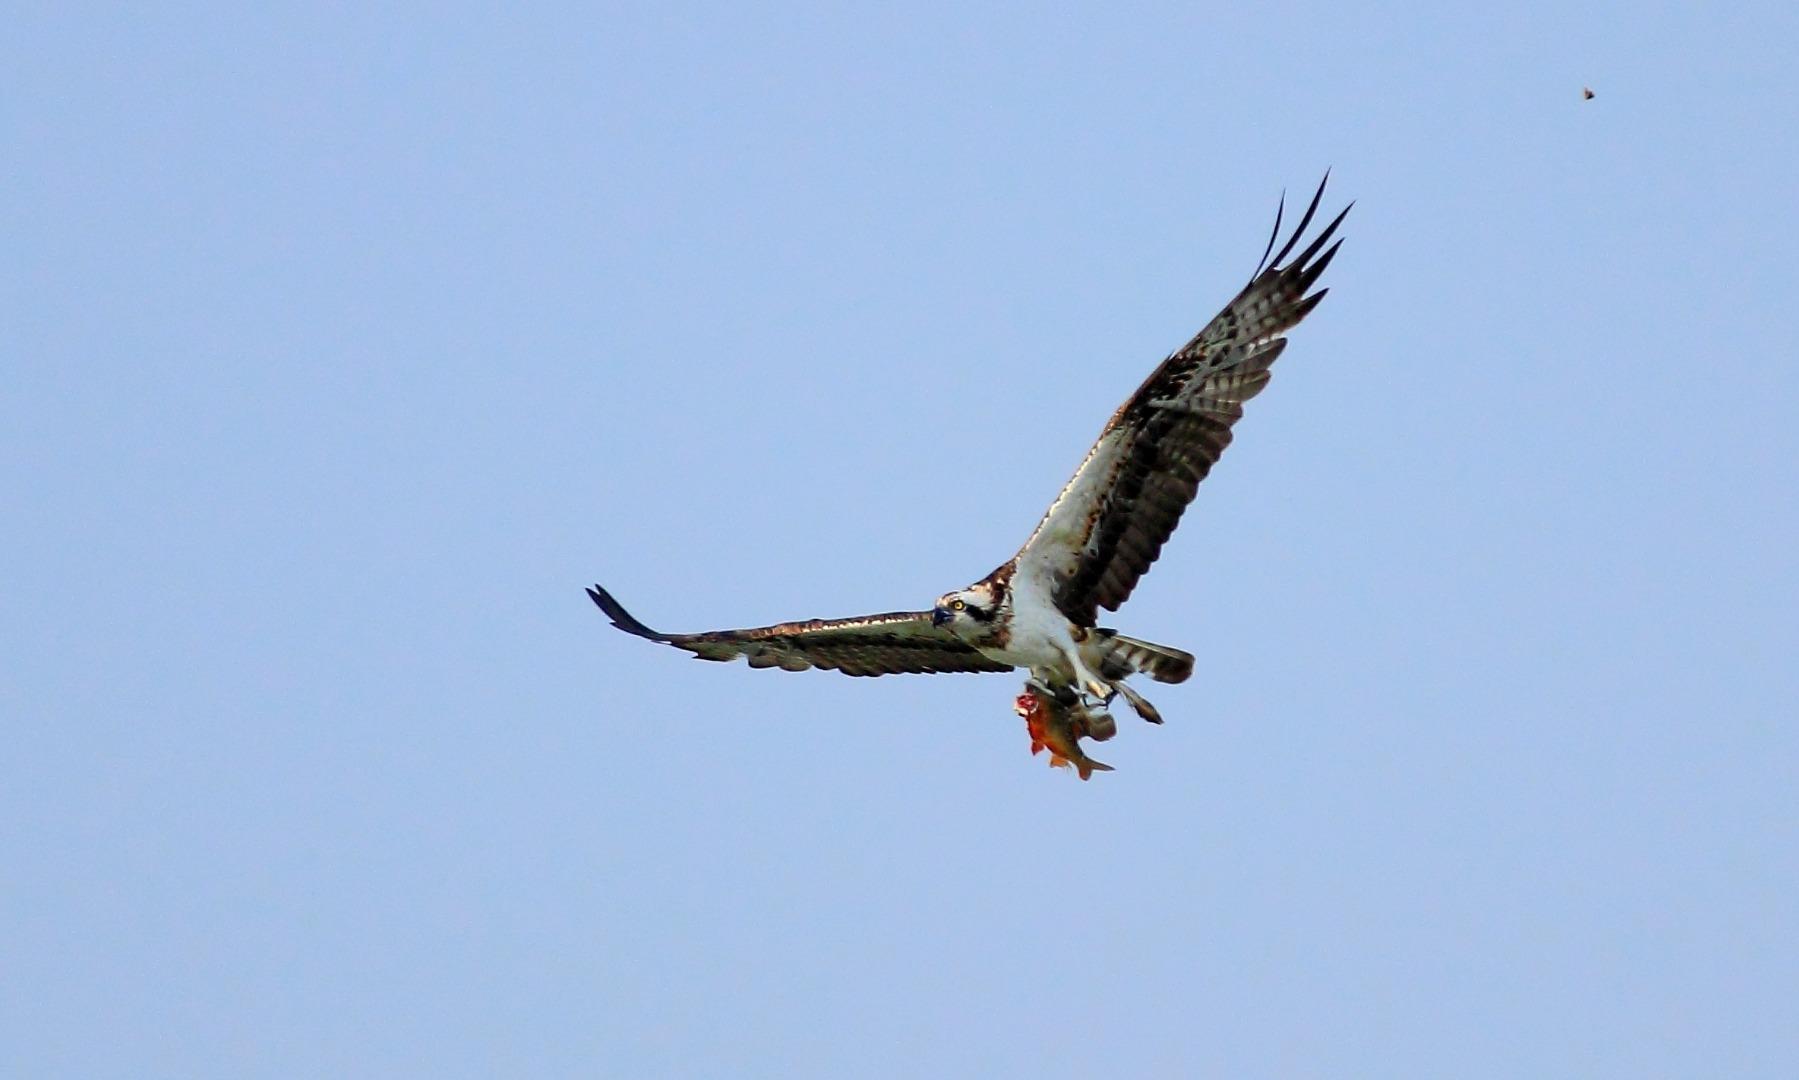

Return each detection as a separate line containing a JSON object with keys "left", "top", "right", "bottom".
{"left": 1077, "top": 670, "right": 1116, "bottom": 711}
{"left": 1057, "top": 644, "right": 1116, "bottom": 712}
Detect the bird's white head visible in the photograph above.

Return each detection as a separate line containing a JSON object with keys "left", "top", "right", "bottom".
{"left": 931, "top": 582, "right": 1001, "bottom": 638}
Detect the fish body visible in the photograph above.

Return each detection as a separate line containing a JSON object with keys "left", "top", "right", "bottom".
{"left": 1015, "top": 683, "right": 1114, "bottom": 780}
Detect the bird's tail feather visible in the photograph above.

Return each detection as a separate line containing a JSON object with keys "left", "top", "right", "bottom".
{"left": 1097, "top": 632, "right": 1194, "bottom": 685}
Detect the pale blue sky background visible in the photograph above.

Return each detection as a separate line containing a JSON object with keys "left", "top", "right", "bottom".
{"left": 5, "top": 4, "right": 1797, "bottom": 1077}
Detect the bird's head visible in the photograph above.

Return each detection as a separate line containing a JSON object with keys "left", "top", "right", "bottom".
{"left": 932, "top": 583, "right": 1000, "bottom": 636}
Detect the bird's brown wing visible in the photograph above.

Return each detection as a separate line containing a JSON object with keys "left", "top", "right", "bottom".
{"left": 1013, "top": 177, "right": 1350, "bottom": 626}
{"left": 587, "top": 585, "right": 1013, "bottom": 676}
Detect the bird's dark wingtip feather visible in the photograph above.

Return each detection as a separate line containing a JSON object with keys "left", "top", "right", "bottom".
{"left": 1252, "top": 189, "right": 1287, "bottom": 281}
{"left": 1254, "top": 174, "right": 1349, "bottom": 282}
{"left": 1269, "top": 174, "right": 1331, "bottom": 269}
{"left": 586, "top": 584, "right": 669, "bottom": 642}
{"left": 1293, "top": 203, "right": 1353, "bottom": 271}
{"left": 1294, "top": 288, "right": 1329, "bottom": 321}
{"left": 1295, "top": 237, "right": 1344, "bottom": 293}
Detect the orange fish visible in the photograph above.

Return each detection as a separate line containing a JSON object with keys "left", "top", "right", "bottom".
{"left": 1015, "top": 683, "right": 1114, "bottom": 780}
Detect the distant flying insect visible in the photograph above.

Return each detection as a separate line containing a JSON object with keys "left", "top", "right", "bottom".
{"left": 1583, "top": 87, "right": 1596, "bottom": 100}
{"left": 590, "top": 177, "right": 1350, "bottom": 777}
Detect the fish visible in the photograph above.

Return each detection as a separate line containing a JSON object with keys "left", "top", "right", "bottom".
{"left": 1014, "top": 682, "right": 1115, "bottom": 780}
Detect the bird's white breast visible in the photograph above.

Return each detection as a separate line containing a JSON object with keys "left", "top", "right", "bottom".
{"left": 980, "top": 567, "right": 1078, "bottom": 676}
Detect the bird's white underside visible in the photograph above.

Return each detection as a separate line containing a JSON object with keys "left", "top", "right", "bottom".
{"left": 974, "top": 559, "right": 1113, "bottom": 696}
{"left": 1019, "top": 429, "right": 1129, "bottom": 582}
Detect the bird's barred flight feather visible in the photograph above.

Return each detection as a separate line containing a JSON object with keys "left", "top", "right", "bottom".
{"left": 1013, "top": 176, "right": 1350, "bottom": 625}
{"left": 586, "top": 586, "right": 1011, "bottom": 677}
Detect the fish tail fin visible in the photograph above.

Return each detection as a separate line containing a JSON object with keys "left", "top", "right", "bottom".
{"left": 1074, "top": 756, "right": 1115, "bottom": 781}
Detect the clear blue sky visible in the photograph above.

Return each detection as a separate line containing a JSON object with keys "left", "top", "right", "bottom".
{"left": 6, "top": 4, "right": 1796, "bottom": 1077}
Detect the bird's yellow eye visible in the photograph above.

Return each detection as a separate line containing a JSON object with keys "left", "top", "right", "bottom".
{"left": 950, "top": 599, "right": 966, "bottom": 611}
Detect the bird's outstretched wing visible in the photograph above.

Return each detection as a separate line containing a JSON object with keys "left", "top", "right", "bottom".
{"left": 1013, "top": 176, "right": 1350, "bottom": 626}
{"left": 587, "top": 585, "right": 1013, "bottom": 676}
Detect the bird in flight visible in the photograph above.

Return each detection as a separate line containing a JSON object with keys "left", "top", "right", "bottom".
{"left": 590, "top": 177, "right": 1349, "bottom": 777}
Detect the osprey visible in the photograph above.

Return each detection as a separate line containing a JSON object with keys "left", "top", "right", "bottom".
{"left": 590, "top": 178, "right": 1349, "bottom": 776}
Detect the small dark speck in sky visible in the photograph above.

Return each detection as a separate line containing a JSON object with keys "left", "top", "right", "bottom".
{"left": 1583, "top": 86, "right": 1596, "bottom": 100}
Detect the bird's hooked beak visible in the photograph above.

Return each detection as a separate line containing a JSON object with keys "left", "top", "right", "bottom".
{"left": 931, "top": 606, "right": 951, "bottom": 627}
